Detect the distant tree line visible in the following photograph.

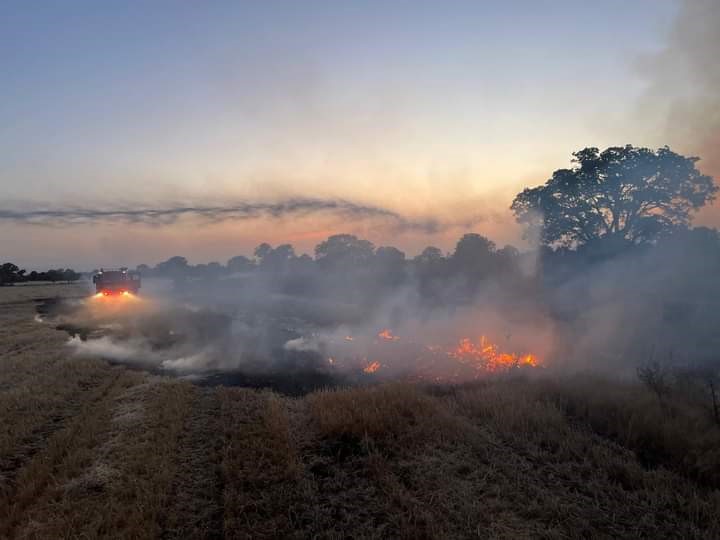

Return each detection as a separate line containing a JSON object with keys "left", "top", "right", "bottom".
{"left": 139, "top": 145, "right": 718, "bottom": 293}
{"left": 134, "top": 145, "right": 720, "bottom": 370}
{"left": 4, "top": 145, "right": 718, "bottom": 372}
{"left": 135, "top": 231, "right": 527, "bottom": 307}
{"left": 0, "top": 263, "right": 81, "bottom": 286}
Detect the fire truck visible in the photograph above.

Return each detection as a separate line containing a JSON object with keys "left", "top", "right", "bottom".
{"left": 92, "top": 268, "right": 141, "bottom": 296}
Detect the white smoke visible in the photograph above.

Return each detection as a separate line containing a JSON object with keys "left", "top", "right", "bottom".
{"left": 283, "top": 337, "right": 322, "bottom": 352}
{"left": 67, "top": 335, "right": 161, "bottom": 365}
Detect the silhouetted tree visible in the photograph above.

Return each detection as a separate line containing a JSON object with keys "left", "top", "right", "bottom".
{"left": 44, "top": 269, "right": 64, "bottom": 282}
{"left": 451, "top": 233, "right": 497, "bottom": 277}
{"left": 155, "top": 256, "right": 189, "bottom": 274}
{"left": 315, "top": 234, "right": 375, "bottom": 269}
{"left": 0, "top": 263, "right": 23, "bottom": 285}
{"left": 253, "top": 243, "right": 272, "bottom": 261}
{"left": 1, "top": 263, "right": 81, "bottom": 284}
{"left": 61, "top": 269, "right": 80, "bottom": 281}
{"left": 155, "top": 256, "right": 190, "bottom": 286}
{"left": 511, "top": 145, "right": 717, "bottom": 248}
{"left": 637, "top": 360, "right": 673, "bottom": 414}
{"left": 375, "top": 246, "right": 407, "bottom": 286}
{"left": 191, "top": 261, "right": 224, "bottom": 279}
{"left": 206, "top": 262, "right": 224, "bottom": 277}
{"left": 496, "top": 245, "right": 520, "bottom": 264}
{"left": 415, "top": 246, "right": 445, "bottom": 265}
{"left": 227, "top": 255, "right": 254, "bottom": 273}
{"left": 255, "top": 244, "right": 296, "bottom": 272}
{"left": 412, "top": 247, "right": 449, "bottom": 303}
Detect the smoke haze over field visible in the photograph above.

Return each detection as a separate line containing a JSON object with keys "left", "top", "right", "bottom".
{"left": 3, "top": 1, "right": 720, "bottom": 385}
{"left": 61, "top": 269, "right": 554, "bottom": 383}
{"left": 45, "top": 220, "right": 720, "bottom": 386}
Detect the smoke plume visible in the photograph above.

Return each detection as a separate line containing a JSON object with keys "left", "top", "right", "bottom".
{"left": 640, "top": 0, "right": 720, "bottom": 178}
{"left": 0, "top": 197, "right": 480, "bottom": 234}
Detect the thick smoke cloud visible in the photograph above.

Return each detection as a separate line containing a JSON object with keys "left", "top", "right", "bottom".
{"left": 0, "top": 197, "right": 480, "bottom": 234}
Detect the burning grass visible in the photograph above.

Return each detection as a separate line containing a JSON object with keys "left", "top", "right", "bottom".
{"left": 2, "top": 285, "right": 720, "bottom": 537}
{"left": 449, "top": 336, "right": 540, "bottom": 372}
{"left": 34, "top": 285, "right": 548, "bottom": 387}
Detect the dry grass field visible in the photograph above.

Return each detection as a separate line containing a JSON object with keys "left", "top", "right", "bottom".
{"left": 1, "top": 283, "right": 719, "bottom": 538}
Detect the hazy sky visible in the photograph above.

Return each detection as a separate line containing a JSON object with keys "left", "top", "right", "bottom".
{"left": 3, "top": 0, "right": 716, "bottom": 269}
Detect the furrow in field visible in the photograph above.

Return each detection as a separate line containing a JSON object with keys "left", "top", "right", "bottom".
{"left": 0, "top": 368, "right": 133, "bottom": 539}
{"left": 160, "top": 387, "right": 225, "bottom": 540}
{"left": 10, "top": 376, "right": 194, "bottom": 539}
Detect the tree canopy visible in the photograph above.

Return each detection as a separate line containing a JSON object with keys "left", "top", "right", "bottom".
{"left": 0, "top": 263, "right": 80, "bottom": 285}
{"left": 511, "top": 145, "right": 717, "bottom": 248}
{"left": 314, "top": 234, "right": 375, "bottom": 269}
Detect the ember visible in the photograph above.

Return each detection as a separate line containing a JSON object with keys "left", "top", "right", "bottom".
{"left": 363, "top": 360, "right": 381, "bottom": 374}
{"left": 377, "top": 329, "right": 399, "bottom": 341}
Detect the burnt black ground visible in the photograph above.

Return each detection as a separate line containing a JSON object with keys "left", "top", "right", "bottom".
{"left": 193, "top": 369, "right": 344, "bottom": 396}
{"left": 38, "top": 297, "right": 348, "bottom": 396}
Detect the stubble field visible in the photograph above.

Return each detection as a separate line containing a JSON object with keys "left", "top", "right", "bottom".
{"left": 1, "top": 283, "right": 719, "bottom": 539}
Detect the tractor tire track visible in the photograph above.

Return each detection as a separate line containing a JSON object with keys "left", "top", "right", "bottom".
{"left": 160, "top": 387, "right": 225, "bottom": 539}
{"left": 0, "top": 362, "right": 117, "bottom": 492}
{"left": 0, "top": 368, "right": 130, "bottom": 539}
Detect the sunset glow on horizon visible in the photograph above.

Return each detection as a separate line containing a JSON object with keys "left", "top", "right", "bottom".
{"left": 1, "top": 0, "right": 718, "bottom": 269}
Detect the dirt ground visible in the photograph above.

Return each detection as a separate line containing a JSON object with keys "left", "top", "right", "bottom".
{"left": 1, "top": 283, "right": 719, "bottom": 539}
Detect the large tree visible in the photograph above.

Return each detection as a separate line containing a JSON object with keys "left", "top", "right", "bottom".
{"left": 511, "top": 145, "right": 717, "bottom": 248}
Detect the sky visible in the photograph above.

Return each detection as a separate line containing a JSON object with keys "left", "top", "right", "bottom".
{"left": 1, "top": 0, "right": 717, "bottom": 269}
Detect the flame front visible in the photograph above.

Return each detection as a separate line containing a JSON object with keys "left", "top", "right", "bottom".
{"left": 448, "top": 336, "right": 540, "bottom": 373}
{"left": 327, "top": 329, "right": 543, "bottom": 380}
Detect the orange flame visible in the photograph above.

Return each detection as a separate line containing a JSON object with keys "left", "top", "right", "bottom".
{"left": 363, "top": 360, "right": 381, "bottom": 374}
{"left": 378, "top": 329, "right": 400, "bottom": 341}
{"left": 448, "top": 336, "right": 540, "bottom": 373}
